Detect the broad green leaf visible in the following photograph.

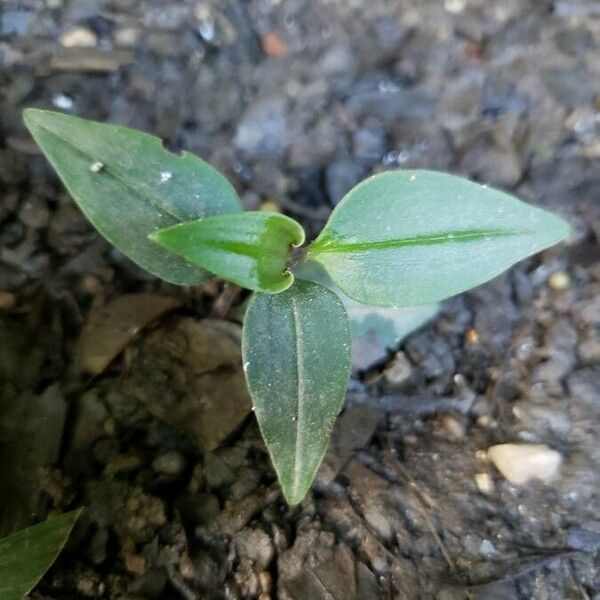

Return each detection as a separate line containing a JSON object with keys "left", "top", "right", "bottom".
{"left": 0, "top": 509, "right": 82, "bottom": 600}
{"left": 242, "top": 280, "right": 351, "bottom": 504}
{"left": 296, "top": 260, "right": 439, "bottom": 369}
{"left": 151, "top": 212, "right": 305, "bottom": 293}
{"left": 23, "top": 109, "right": 242, "bottom": 285}
{"left": 307, "top": 170, "right": 571, "bottom": 307}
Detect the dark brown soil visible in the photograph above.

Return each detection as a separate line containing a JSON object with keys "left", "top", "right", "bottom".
{"left": 1, "top": 1, "right": 600, "bottom": 599}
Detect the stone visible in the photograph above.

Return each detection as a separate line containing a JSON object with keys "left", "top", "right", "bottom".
{"left": 568, "top": 368, "right": 600, "bottom": 406}
{"left": 234, "top": 96, "right": 288, "bottom": 160}
{"left": 353, "top": 123, "right": 386, "bottom": 160}
{"left": 318, "top": 44, "right": 358, "bottom": 78}
{"left": 383, "top": 351, "right": 413, "bottom": 385}
{"left": 1, "top": 11, "right": 30, "bottom": 36}
{"left": 325, "top": 158, "right": 365, "bottom": 205}
{"left": 548, "top": 271, "right": 570, "bottom": 290}
{"left": 346, "top": 87, "right": 436, "bottom": 122}
{"left": 566, "top": 521, "right": 600, "bottom": 551}
{"left": 466, "top": 145, "right": 523, "bottom": 188}
{"left": 487, "top": 443, "right": 562, "bottom": 485}
{"left": 152, "top": 451, "right": 185, "bottom": 476}
{"left": 122, "top": 318, "right": 251, "bottom": 452}
{"left": 60, "top": 26, "right": 98, "bottom": 48}
{"left": 475, "top": 473, "right": 494, "bottom": 495}
{"left": 234, "top": 528, "right": 274, "bottom": 569}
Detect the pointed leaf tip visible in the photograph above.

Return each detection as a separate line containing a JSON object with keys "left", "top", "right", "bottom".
{"left": 23, "top": 109, "right": 242, "bottom": 285}
{"left": 309, "top": 170, "right": 571, "bottom": 307}
{"left": 242, "top": 281, "right": 351, "bottom": 504}
{"left": 0, "top": 508, "right": 83, "bottom": 600}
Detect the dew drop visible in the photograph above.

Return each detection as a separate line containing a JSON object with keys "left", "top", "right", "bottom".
{"left": 90, "top": 161, "right": 104, "bottom": 173}
{"left": 159, "top": 171, "right": 172, "bottom": 183}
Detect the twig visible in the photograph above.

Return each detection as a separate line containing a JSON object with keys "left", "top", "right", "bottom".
{"left": 167, "top": 563, "right": 199, "bottom": 600}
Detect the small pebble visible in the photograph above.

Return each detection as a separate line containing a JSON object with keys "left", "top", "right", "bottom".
{"left": 60, "top": 26, "right": 97, "bottom": 48}
{"left": 152, "top": 451, "right": 185, "bottom": 476}
{"left": 487, "top": 443, "right": 562, "bottom": 485}
{"left": 438, "top": 414, "right": 466, "bottom": 440}
{"left": 475, "top": 473, "right": 494, "bottom": 495}
{"left": 0, "top": 291, "right": 16, "bottom": 310}
{"left": 258, "top": 570, "right": 273, "bottom": 594}
{"left": 259, "top": 200, "right": 281, "bottom": 213}
{"left": 549, "top": 271, "right": 570, "bottom": 290}
{"left": 465, "top": 328, "right": 479, "bottom": 344}
{"left": 261, "top": 30, "right": 288, "bottom": 57}
{"left": 384, "top": 351, "right": 412, "bottom": 385}
{"left": 51, "top": 93, "right": 74, "bottom": 110}
{"left": 179, "top": 551, "right": 195, "bottom": 579}
{"left": 124, "top": 551, "right": 146, "bottom": 576}
{"left": 476, "top": 414, "right": 496, "bottom": 428}
{"left": 114, "top": 27, "right": 140, "bottom": 47}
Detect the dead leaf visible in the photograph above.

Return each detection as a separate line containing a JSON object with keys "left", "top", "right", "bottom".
{"left": 75, "top": 294, "right": 181, "bottom": 375}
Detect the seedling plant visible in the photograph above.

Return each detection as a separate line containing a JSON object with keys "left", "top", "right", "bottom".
{"left": 24, "top": 110, "right": 570, "bottom": 505}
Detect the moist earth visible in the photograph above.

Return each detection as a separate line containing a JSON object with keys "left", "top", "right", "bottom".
{"left": 1, "top": 1, "right": 600, "bottom": 599}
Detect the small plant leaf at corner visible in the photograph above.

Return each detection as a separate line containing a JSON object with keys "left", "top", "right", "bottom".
{"left": 308, "top": 170, "right": 571, "bottom": 307}
{"left": 23, "top": 109, "right": 242, "bottom": 285}
{"left": 0, "top": 509, "right": 82, "bottom": 600}
{"left": 151, "top": 212, "right": 305, "bottom": 293}
{"left": 242, "top": 280, "right": 351, "bottom": 504}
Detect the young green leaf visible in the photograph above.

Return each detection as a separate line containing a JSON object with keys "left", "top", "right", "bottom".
{"left": 0, "top": 509, "right": 82, "bottom": 600}
{"left": 151, "top": 212, "right": 305, "bottom": 293}
{"left": 23, "top": 109, "right": 242, "bottom": 285}
{"left": 295, "top": 260, "right": 439, "bottom": 370}
{"left": 308, "top": 170, "right": 571, "bottom": 307}
{"left": 242, "top": 280, "right": 351, "bottom": 505}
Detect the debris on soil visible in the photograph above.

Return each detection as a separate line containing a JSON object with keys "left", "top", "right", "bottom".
{"left": 74, "top": 294, "right": 182, "bottom": 375}
{"left": 121, "top": 317, "right": 252, "bottom": 452}
{"left": 487, "top": 443, "right": 563, "bottom": 485}
{"left": 1, "top": 0, "right": 599, "bottom": 597}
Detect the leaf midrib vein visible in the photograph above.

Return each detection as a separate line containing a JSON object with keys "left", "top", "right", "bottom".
{"left": 291, "top": 296, "right": 305, "bottom": 500}
{"left": 310, "top": 228, "right": 527, "bottom": 254}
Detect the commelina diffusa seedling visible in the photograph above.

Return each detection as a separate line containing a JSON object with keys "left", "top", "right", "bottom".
{"left": 24, "top": 109, "right": 571, "bottom": 505}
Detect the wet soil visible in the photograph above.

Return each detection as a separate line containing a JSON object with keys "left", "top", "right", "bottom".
{"left": 1, "top": 1, "right": 600, "bottom": 599}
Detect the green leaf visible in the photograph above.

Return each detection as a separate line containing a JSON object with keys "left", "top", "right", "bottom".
{"left": 242, "top": 280, "right": 351, "bottom": 504}
{"left": 151, "top": 212, "right": 305, "bottom": 293}
{"left": 0, "top": 509, "right": 82, "bottom": 600}
{"left": 308, "top": 170, "right": 571, "bottom": 307}
{"left": 295, "top": 260, "right": 439, "bottom": 370}
{"left": 23, "top": 109, "right": 242, "bottom": 285}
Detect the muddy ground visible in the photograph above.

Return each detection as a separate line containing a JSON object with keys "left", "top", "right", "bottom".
{"left": 1, "top": 1, "right": 600, "bottom": 598}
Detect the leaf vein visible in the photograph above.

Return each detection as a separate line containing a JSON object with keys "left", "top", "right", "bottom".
{"left": 310, "top": 228, "right": 526, "bottom": 254}
{"left": 291, "top": 296, "right": 305, "bottom": 500}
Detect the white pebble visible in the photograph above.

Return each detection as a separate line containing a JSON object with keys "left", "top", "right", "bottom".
{"left": 475, "top": 472, "right": 494, "bottom": 495}
{"left": 60, "top": 26, "right": 97, "bottom": 48}
{"left": 487, "top": 443, "right": 562, "bottom": 485}
{"left": 51, "top": 93, "right": 74, "bottom": 110}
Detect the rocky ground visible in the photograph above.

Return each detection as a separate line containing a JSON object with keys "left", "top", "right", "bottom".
{"left": 1, "top": 0, "right": 600, "bottom": 598}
